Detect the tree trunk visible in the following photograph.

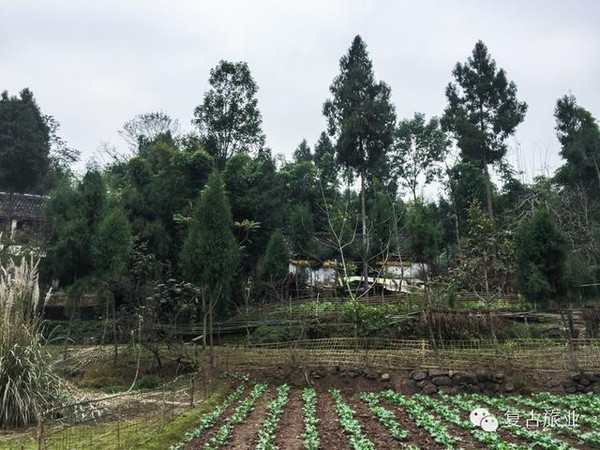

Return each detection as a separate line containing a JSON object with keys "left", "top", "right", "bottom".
{"left": 101, "top": 294, "right": 110, "bottom": 345}
{"left": 112, "top": 288, "right": 118, "bottom": 367}
{"left": 208, "top": 296, "right": 214, "bottom": 367}
{"left": 62, "top": 294, "right": 78, "bottom": 363}
{"left": 482, "top": 159, "right": 494, "bottom": 218}
{"left": 565, "top": 308, "right": 579, "bottom": 371}
{"left": 360, "top": 168, "right": 368, "bottom": 289}
{"left": 202, "top": 295, "right": 207, "bottom": 350}
{"left": 8, "top": 192, "right": 15, "bottom": 239}
{"left": 594, "top": 159, "right": 600, "bottom": 192}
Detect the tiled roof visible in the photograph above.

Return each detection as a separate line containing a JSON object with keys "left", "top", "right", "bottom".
{"left": 0, "top": 192, "right": 48, "bottom": 221}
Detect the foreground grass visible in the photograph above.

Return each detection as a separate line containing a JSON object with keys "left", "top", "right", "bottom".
{"left": 142, "top": 382, "right": 229, "bottom": 450}
{"left": 0, "top": 382, "right": 229, "bottom": 450}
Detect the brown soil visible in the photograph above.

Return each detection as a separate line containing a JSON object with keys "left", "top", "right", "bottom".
{"left": 273, "top": 389, "right": 304, "bottom": 450}
{"left": 481, "top": 399, "right": 585, "bottom": 449}
{"left": 186, "top": 386, "right": 255, "bottom": 450}
{"left": 226, "top": 387, "right": 274, "bottom": 450}
{"left": 428, "top": 413, "right": 487, "bottom": 450}
{"left": 451, "top": 397, "right": 555, "bottom": 448}
{"left": 345, "top": 393, "right": 404, "bottom": 449}
{"left": 380, "top": 398, "right": 444, "bottom": 449}
{"left": 316, "top": 389, "right": 352, "bottom": 450}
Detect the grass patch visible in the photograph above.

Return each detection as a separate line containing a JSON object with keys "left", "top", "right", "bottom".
{"left": 0, "top": 381, "right": 230, "bottom": 450}
{"left": 139, "top": 382, "right": 229, "bottom": 450}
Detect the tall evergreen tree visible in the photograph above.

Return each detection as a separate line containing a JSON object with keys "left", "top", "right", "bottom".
{"left": 194, "top": 61, "right": 265, "bottom": 169}
{"left": 289, "top": 203, "right": 314, "bottom": 257}
{"left": 257, "top": 230, "right": 289, "bottom": 299}
{"left": 293, "top": 139, "right": 312, "bottom": 163}
{"left": 93, "top": 207, "right": 132, "bottom": 364}
{"left": 46, "top": 170, "right": 107, "bottom": 286}
{"left": 323, "top": 35, "right": 396, "bottom": 284}
{"left": 554, "top": 95, "right": 600, "bottom": 191}
{"left": 0, "top": 89, "right": 50, "bottom": 198}
{"left": 313, "top": 132, "right": 338, "bottom": 188}
{"left": 515, "top": 206, "right": 568, "bottom": 303}
{"left": 405, "top": 201, "right": 442, "bottom": 279}
{"left": 442, "top": 41, "right": 527, "bottom": 218}
{"left": 180, "top": 171, "right": 239, "bottom": 319}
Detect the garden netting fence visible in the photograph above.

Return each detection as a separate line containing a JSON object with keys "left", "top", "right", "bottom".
{"left": 31, "top": 375, "right": 196, "bottom": 450}
{"left": 213, "top": 337, "right": 600, "bottom": 373}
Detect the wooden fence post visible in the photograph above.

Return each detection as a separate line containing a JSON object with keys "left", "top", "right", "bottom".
{"left": 116, "top": 413, "right": 121, "bottom": 450}
{"left": 190, "top": 375, "right": 195, "bottom": 408}
{"left": 36, "top": 410, "right": 43, "bottom": 450}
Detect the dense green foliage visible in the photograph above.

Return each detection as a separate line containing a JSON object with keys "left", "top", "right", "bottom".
{"left": 442, "top": 41, "right": 527, "bottom": 217}
{"left": 393, "top": 113, "right": 448, "bottom": 201}
{"left": 0, "top": 89, "right": 50, "bottom": 194}
{"left": 516, "top": 206, "right": 568, "bottom": 302}
{"left": 180, "top": 171, "right": 239, "bottom": 318}
{"left": 257, "top": 230, "right": 289, "bottom": 299}
{"left": 1, "top": 34, "right": 597, "bottom": 331}
{"left": 194, "top": 60, "right": 265, "bottom": 169}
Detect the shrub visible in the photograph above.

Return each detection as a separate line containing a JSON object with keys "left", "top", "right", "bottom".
{"left": 0, "top": 258, "right": 63, "bottom": 428}
{"left": 134, "top": 374, "right": 162, "bottom": 390}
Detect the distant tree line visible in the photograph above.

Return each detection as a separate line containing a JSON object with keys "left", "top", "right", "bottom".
{"left": 1, "top": 36, "right": 599, "bottom": 334}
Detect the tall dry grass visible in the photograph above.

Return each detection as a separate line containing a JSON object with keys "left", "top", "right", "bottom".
{"left": 0, "top": 257, "right": 62, "bottom": 428}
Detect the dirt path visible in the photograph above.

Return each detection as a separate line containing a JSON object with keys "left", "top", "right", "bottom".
{"left": 226, "top": 387, "right": 274, "bottom": 449}
{"left": 274, "top": 389, "right": 304, "bottom": 450}
{"left": 316, "top": 390, "right": 352, "bottom": 450}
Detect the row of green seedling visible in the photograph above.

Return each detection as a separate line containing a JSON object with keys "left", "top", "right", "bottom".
{"left": 256, "top": 384, "right": 290, "bottom": 450}
{"left": 330, "top": 389, "right": 375, "bottom": 450}
{"left": 414, "top": 393, "right": 525, "bottom": 450}
{"left": 301, "top": 388, "right": 320, "bottom": 450}
{"left": 170, "top": 383, "right": 247, "bottom": 450}
{"left": 442, "top": 392, "right": 574, "bottom": 450}
{"left": 203, "top": 383, "right": 268, "bottom": 450}
{"left": 381, "top": 390, "right": 459, "bottom": 449}
{"left": 476, "top": 393, "right": 600, "bottom": 448}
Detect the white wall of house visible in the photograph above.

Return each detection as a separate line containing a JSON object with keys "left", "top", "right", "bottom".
{"left": 288, "top": 261, "right": 429, "bottom": 289}
{"left": 288, "top": 263, "right": 337, "bottom": 287}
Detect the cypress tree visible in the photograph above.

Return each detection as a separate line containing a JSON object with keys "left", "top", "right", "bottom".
{"left": 323, "top": 35, "right": 396, "bottom": 285}
{"left": 180, "top": 170, "right": 239, "bottom": 319}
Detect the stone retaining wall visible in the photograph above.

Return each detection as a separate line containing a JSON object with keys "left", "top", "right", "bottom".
{"left": 407, "top": 369, "right": 513, "bottom": 395}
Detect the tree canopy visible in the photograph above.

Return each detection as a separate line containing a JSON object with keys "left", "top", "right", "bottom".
{"left": 442, "top": 41, "right": 527, "bottom": 217}
{"left": 194, "top": 61, "right": 265, "bottom": 169}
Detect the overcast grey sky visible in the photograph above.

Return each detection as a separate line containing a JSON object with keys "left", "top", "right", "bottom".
{"left": 2, "top": 0, "right": 599, "bottom": 189}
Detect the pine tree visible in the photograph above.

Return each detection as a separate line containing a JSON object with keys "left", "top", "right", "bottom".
{"left": 323, "top": 35, "right": 396, "bottom": 285}
{"left": 442, "top": 41, "right": 527, "bottom": 218}
{"left": 293, "top": 139, "right": 312, "bottom": 163}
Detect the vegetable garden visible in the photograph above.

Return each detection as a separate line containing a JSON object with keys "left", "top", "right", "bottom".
{"left": 169, "top": 381, "right": 600, "bottom": 449}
